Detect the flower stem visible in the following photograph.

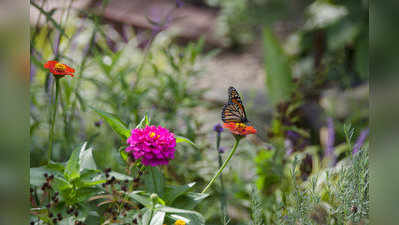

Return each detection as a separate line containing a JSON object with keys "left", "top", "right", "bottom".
{"left": 216, "top": 133, "right": 228, "bottom": 224}
{"left": 201, "top": 138, "right": 241, "bottom": 193}
{"left": 48, "top": 77, "right": 60, "bottom": 162}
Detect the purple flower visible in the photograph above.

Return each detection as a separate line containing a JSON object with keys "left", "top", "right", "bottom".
{"left": 213, "top": 123, "right": 224, "bottom": 134}
{"left": 94, "top": 120, "right": 103, "bottom": 127}
{"left": 325, "top": 117, "right": 335, "bottom": 157}
{"left": 176, "top": 0, "right": 184, "bottom": 8}
{"left": 353, "top": 128, "right": 369, "bottom": 155}
{"left": 286, "top": 130, "right": 300, "bottom": 140}
{"left": 285, "top": 130, "right": 309, "bottom": 152}
{"left": 218, "top": 147, "right": 225, "bottom": 154}
{"left": 284, "top": 139, "right": 294, "bottom": 156}
{"left": 126, "top": 125, "right": 176, "bottom": 166}
{"left": 30, "top": 62, "right": 36, "bottom": 82}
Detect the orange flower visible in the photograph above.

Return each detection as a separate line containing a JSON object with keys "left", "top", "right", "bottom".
{"left": 44, "top": 60, "right": 75, "bottom": 77}
{"left": 223, "top": 122, "right": 257, "bottom": 136}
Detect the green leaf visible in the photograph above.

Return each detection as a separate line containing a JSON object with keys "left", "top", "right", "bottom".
{"left": 76, "top": 187, "right": 102, "bottom": 202}
{"left": 158, "top": 206, "right": 205, "bottom": 225}
{"left": 90, "top": 106, "right": 131, "bottom": 139}
{"left": 136, "top": 113, "right": 151, "bottom": 128}
{"left": 30, "top": 167, "right": 49, "bottom": 186}
{"left": 30, "top": 164, "right": 65, "bottom": 186}
{"left": 77, "top": 170, "right": 105, "bottom": 188}
{"left": 58, "top": 216, "right": 77, "bottom": 225}
{"left": 52, "top": 176, "right": 73, "bottom": 191}
{"left": 120, "top": 149, "right": 129, "bottom": 162}
{"left": 64, "top": 144, "right": 83, "bottom": 181}
{"left": 172, "top": 192, "right": 209, "bottom": 210}
{"left": 78, "top": 179, "right": 105, "bottom": 188}
{"left": 175, "top": 136, "right": 198, "bottom": 149}
{"left": 142, "top": 209, "right": 152, "bottom": 225}
{"left": 75, "top": 91, "right": 87, "bottom": 112}
{"left": 129, "top": 191, "right": 152, "bottom": 207}
{"left": 108, "top": 171, "right": 133, "bottom": 181}
{"left": 144, "top": 167, "right": 165, "bottom": 197}
{"left": 79, "top": 142, "right": 97, "bottom": 171}
{"left": 150, "top": 211, "right": 166, "bottom": 225}
{"left": 164, "top": 182, "right": 196, "bottom": 204}
{"left": 47, "top": 161, "right": 65, "bottom": 173}
{"left": 262, "top": 26, "right": 294, "bottom": 105}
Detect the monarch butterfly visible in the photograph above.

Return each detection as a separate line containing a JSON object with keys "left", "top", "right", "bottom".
{"left": 221, "top": 87, "right": 249, "bottom": 124}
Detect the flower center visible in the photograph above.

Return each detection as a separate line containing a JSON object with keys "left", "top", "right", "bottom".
{"left": 54, "top": 63, "right": 66, "bottom": 72}
{"left": 149, "top": 132, "right": 160, "bottom": 139}
{"left": 235, "top": 123, "right": 246, "bottom": 128}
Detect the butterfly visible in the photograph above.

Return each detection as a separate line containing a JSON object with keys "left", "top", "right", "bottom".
{"left": 221, "top": 86, "right": 249, "bottom": 124}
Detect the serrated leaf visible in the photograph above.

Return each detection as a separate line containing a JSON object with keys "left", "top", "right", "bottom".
{"left": 90, "top": 106, "right": 131, "bottom": 139}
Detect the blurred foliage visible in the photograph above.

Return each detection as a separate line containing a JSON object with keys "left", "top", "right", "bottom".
{"left": 262, "top": 27, "right": 294, "bottom": 105}
{"left": 30, "top": 0, "right": 369, "bottom": 224}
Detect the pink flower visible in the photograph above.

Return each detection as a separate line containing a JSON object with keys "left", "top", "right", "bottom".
{"left": 126, "top": 125, "right": 176, "bottom": 166}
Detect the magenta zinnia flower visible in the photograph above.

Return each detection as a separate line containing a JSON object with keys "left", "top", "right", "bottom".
{"left": 126, "top": 125, "right": 176, "bottom": 166}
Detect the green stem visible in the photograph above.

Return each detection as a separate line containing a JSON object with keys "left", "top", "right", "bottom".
{"left": 201, "top": 138, "right": 241, "bottom": 193}
{"left": 216, "top": 133, "right": 228, "bottom": 224}
{"left": 48, "top": 77, "right": 61, "bottom": 162}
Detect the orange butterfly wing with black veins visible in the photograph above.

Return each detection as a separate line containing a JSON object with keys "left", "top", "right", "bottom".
{"left": 221, "top": 87, "right": 249, "bottom": 123}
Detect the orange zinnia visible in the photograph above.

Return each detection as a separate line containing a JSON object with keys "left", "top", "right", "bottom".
{"left": 223, "top": 122, "right": 257, "bottom": 136}
{"left": 44, "top": 60, "right": 75, "bottom": 77}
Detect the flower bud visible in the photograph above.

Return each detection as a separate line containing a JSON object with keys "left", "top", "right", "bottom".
{"left": 150, "top": 193, "right": 158, "bottom": 200}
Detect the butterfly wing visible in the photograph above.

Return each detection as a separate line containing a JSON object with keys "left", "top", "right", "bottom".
{"left": 221, "top": 87, "right": 248, "bottom": 123}
{"left": 222, "top": 104, "right": 243, "bottom": 123}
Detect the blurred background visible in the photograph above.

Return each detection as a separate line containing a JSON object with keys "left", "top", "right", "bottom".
{"left": 27, "top": 0, "right": 370, "bottom": 224}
